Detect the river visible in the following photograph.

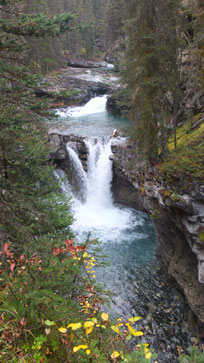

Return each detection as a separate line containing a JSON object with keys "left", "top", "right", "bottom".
{"left": 51, "top": 88, "right": 193, "bottom": 362}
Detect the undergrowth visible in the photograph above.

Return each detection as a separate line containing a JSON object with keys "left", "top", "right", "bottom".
{"left": 0, "top": 239, "right": 158, "bottom": 362}
{"left": 160, "top": 115, "right": 204, "bottom": 185}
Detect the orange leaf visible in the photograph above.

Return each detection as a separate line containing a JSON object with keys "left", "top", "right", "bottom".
{"left": 86, "top": 326, "right": 93, "bottom": 335}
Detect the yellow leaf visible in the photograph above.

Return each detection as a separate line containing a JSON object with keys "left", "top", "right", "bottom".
{"left": 133, "top": 331, "right": 143, "bottom": 337}
{"left": 73, "top": 345, "right": 88, "bottom": 352}
{"left": 126, "top": 323, "right": 135, "bottom": 335}
{"left": 58, "top": 327, "right": 67, "bottom": 333}
{"left": 111, "top": 351, "right": 120, "bottom": 359}
{"left": 84, "top": 321, "right": 95, "bottom": 328}
{"left": 128, "top": 316, "right": 141, "bottom": 323}
{"left": 111, "top": 325, "right": 120, "bottom": 334}
{"left": 101, "top": 312, "right": 109, "bottom": 321}
{"left": 126, "top": 324, "right": 143, "bottom": 336}
{"left": 86, "top": 349, "right": 91, "bottom": 355}
{"left": 145, "top": 352, "right": 152, "bottom": 359}
{"left": 86, "top": 326, "right": 93, "bottom": 335}
{"left": 92, "top": 318, "right": 97, "bottom": 323}
{"left": 67, "top": 322, "right": 82, "bottom": 330}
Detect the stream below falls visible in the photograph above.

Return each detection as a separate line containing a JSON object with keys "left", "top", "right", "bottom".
{"left": 51, "top": 93, "right": 194, "bottom": 362}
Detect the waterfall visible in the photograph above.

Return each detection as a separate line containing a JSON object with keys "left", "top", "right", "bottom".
{"left": 85, "top": 139, "right": 113, "bottom": 208}
{"left": 57, "top": 138, "right": 136, "bottom": 241}
{"left": 53, "top": 168, "right": 72, "bottom": 195}
{"left": 66, "top": 145, "right": 88, "bottom": 201}
{"left": 69, "top": 95, "right": 108, "bottom": 117}
{"left": 65, "top": 139, "right": 113, "bottom": 208}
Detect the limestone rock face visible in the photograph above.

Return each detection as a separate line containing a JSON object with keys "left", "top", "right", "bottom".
{"left": 111, "top": 141, "right": 204, "bottom": 335}
{"left": 49, "top": 132, "right": 88, "bottom": 170}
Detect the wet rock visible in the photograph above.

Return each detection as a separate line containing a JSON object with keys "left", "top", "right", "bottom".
{"left": 107, "top": 91, "right": 130, "bottom": 114}
{"left": 66, "top": 57, "right": 108, "bottom": 69}
{"left": 147, "top": 303, "right": 156, "bottom": 314}
{"left": 49, "top": 132, "right": 88, "bottom": 170}
{"left": 42, "top": 67, "right": 119, "bottom": 102}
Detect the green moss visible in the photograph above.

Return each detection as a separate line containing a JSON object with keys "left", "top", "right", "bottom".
{"left": 170, "top": 193, "right": 181, "bottom": 202}
{"left": 162, "top": 189, "right": 172, "bottom": 198}
{"left": 160, "top": 115, "right": 204, "bottom": 185}
{"left": 150, "top": 208, "right": 160, "bottom": 220}
{"left": 198, "top": 227, "right": 204, "bottom": 243}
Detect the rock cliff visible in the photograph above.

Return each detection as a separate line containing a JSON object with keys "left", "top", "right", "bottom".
{"left": 111, "top": 140, "right": 204, "bottom": 337}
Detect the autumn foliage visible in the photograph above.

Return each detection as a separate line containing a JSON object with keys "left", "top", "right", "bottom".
{"left": 0, "top": 239, "right": 158, "bottom": 362}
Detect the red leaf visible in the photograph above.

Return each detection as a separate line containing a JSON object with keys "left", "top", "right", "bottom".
{"left": 52, "top": 248, "right": 61, "bottom": 255}
{"left": 4, "top": 243, "right": 8, "bottom": 252}
{"left": 10, "top": 261, "right": 15, "bottom": 272}
{"left": 4, "top": 243, "right": 9, "bottom": 256}
{"left": 20, "top": 317, "right": 26, "bottom": 326}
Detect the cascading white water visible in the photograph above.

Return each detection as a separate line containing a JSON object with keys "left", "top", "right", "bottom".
{"left": 71, "top": 95, "right": 108, "bottom": 117}
{"left": 66, "top": 145, "right": 88, "bottom": 201}
{"left": 56, "top": 95, "right": 108, "bottom": 118}
{"left": 85, "top": 139, "right": 113, "bottom": 207}
{"left": 53, "top": 168, "right": 72, "bottom": 195}
{"left": 64, "top": 138, "right": 141, "bottom": 240}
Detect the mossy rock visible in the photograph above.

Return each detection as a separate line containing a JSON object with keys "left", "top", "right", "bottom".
{"left": 160, "top": 189, "right": 172, "bottom": 199}
{"left": 160, "top": 116, "right": 204, "bottom": 186}
{"left": 197, "top": 227, "right": 204, "bottom": 243}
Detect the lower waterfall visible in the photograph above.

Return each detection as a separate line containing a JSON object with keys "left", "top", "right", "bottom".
{"left": 56, "top": 138, "right": 136, "bottom": 239}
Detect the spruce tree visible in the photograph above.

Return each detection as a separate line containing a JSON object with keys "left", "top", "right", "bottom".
{"left": 0, "top": 0, "right": 74, "bottom": 252}
{"left": 121, "top": 0, "right": 184, "bottom": 159}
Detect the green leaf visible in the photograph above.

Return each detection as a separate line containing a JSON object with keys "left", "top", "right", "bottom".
{"left": 45, "top": 320, "right": 56, "bottom": 326}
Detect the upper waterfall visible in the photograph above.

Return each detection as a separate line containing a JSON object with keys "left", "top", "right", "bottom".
{"left": 51, "top": 94, "right": 129, "bottom": 137}
{"left": 70, "top": 95, "right": 108, "bottom": 117}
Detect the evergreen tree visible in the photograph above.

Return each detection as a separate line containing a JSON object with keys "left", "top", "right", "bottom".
{"left": 121, "top": 0, "right": 184, "bottom": 159}
{"left": 0, "top": 0, "right": 74, "bottom": 252}
{"left": 104, "top": 0, "right": 126, "bottom": 48}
